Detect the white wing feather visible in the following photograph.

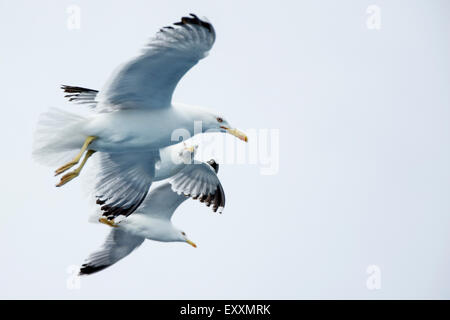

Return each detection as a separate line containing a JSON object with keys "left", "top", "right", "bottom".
{"left": 85, "top": 151, "right": 158, "bottom": 219}
{"left": 169, "top": 162, "right": 225, "bottom": 213}
{"left": 79, "top": 228, "right": 144, "bottom": 275}
{"left": 96, "top": 14, "right": 216, "bottom": 111}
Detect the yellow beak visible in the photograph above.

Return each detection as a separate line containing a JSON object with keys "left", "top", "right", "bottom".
{"left": 222, "top": 126, "right": 248, "bottom": 142}
{"left": 186, "top": 239, "right": 197, "bottom": 248}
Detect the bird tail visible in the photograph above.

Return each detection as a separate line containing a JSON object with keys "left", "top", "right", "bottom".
{"left": 32, "top": 107, "right": 88, "bottom": 167}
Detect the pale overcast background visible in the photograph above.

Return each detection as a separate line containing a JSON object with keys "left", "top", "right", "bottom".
{"left": 0, "top": 0, "right": 449, "bottom": 299}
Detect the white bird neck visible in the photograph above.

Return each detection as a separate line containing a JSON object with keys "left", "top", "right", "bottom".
{"left": 122, "top": 215, "right": 182, "bottom": 242}
{"left": 172, "top": 102, "right": 216, "bottom": 133}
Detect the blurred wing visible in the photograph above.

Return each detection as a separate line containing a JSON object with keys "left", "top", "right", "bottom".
{"left": 61, "top": 85, "right": 98, "bottom": 109}
{"left": 91, "top": 151, "right": 158, "bottom": 219}
{"left": 97, "top": 14, "right": 216, "bottom": 111}
{"left": 169, "top": 162, "right": 225, "bottom": 213}
{"left": 79, "top": 228, "right": 144, "bottom": 275}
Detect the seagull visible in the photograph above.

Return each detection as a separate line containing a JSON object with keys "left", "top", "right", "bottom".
{"left": 79, "top": 159, "right": 224, "bottom": 275}
{"left": 33, "top": 14, "right": 247, "bottom": 189}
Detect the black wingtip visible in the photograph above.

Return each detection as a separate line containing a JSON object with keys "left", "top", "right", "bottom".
{"left": 97, "top": 192, "right": 147, "bottom": 220}
{"left": 207, "top": 159, "right": 219, "bottom": 173}
{"left": 173, "top": 14, "right": 213, "bottom": 33}
{"left": 78, "top": 264, "right": 108, "bottom": 276}
{"left": 212, "top": 183, "right": 225, "bottom": 214}
{"left": 61, "top": 85, "right": 98, "bottom": 94}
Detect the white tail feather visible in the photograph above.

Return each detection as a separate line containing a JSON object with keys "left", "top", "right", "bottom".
{"left": 32, "top": 108, "right": 87, "bottom": 167}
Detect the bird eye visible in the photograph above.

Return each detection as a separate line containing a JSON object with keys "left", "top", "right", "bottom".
{"left": 181, "top": 231, "right": 186, "bottom": 236}
{"left": 217, "top": 117, "right": 223, "bottom": 123}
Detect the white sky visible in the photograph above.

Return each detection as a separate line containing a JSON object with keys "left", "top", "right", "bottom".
{"left": 0, "top": 0, "right": 449, "bottom": 299}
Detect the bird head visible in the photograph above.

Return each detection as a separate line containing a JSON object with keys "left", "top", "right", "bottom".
{"left": 179, "top": 230, "right": 197, "bottom": 248}
{"left": 215, "top": 116, "right": 248, "bottom": 142}
{"left": 199, "top": 110, "right": 248, "bottom": 143}
{"left": 179, "top": 104, "right": 248, "bottom": 142}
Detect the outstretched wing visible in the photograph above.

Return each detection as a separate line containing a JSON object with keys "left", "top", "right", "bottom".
{"left": 169, "top": 161, "right": 225, "bottom": 213}
{"left": 86, "top": 151, "right": 158, "bottom": 220}
{"left": 79, "top": 228, "right": 144, "bottom": 275}
{"left": 96, "top": 14, "right": 216, "bottom": 111}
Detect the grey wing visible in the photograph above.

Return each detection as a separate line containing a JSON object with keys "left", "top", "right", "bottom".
{"left": 61, "top": 85, "right": 98, "bottom": 108}
{"left": 169, "top": 162, "right": 225, "bottom": 213}
{"left": 79, "top": 228, "right": 144, "bottom": 275}
{"left": 96, "top": 14, "right": 216, "bottom": 111}
{"left": 137, "top": 183, "right": 188, "bottom": 221}
{"left": 87, "top": 151, "right": 159, "bottom": 219}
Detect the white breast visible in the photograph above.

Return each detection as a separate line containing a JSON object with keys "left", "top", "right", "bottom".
{"left": 83, "top": 108, "right": 188, "bottom": 153}
{"left": 120, "top": 214, "right": 176, "bottom": 242}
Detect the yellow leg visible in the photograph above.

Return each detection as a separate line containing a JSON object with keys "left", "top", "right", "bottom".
{"left": 99, "top": 217, "right": 119, "bottom": 228}
{"left": 54, "top": 136, "right": 97, "bottom": 176}
{"left": 56, "top": 149, "right": 96, "bottom": 187}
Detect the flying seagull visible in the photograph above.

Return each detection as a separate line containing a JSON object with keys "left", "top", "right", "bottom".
{"left": 79, "top": 159, "right": 224, "bottom": 275}
{"left": 33, "top": 14, "right": 247, "bottom": 190}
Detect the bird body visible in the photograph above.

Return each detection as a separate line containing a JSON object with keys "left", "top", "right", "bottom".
{"left": 82, "top": 103, "right": 210, "bottom": 153}
{"left": 118, "top": 184, "right": 187, "bottom": 242}
{"left": 121, "top": 215, "right": 182, "bottom": 243}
